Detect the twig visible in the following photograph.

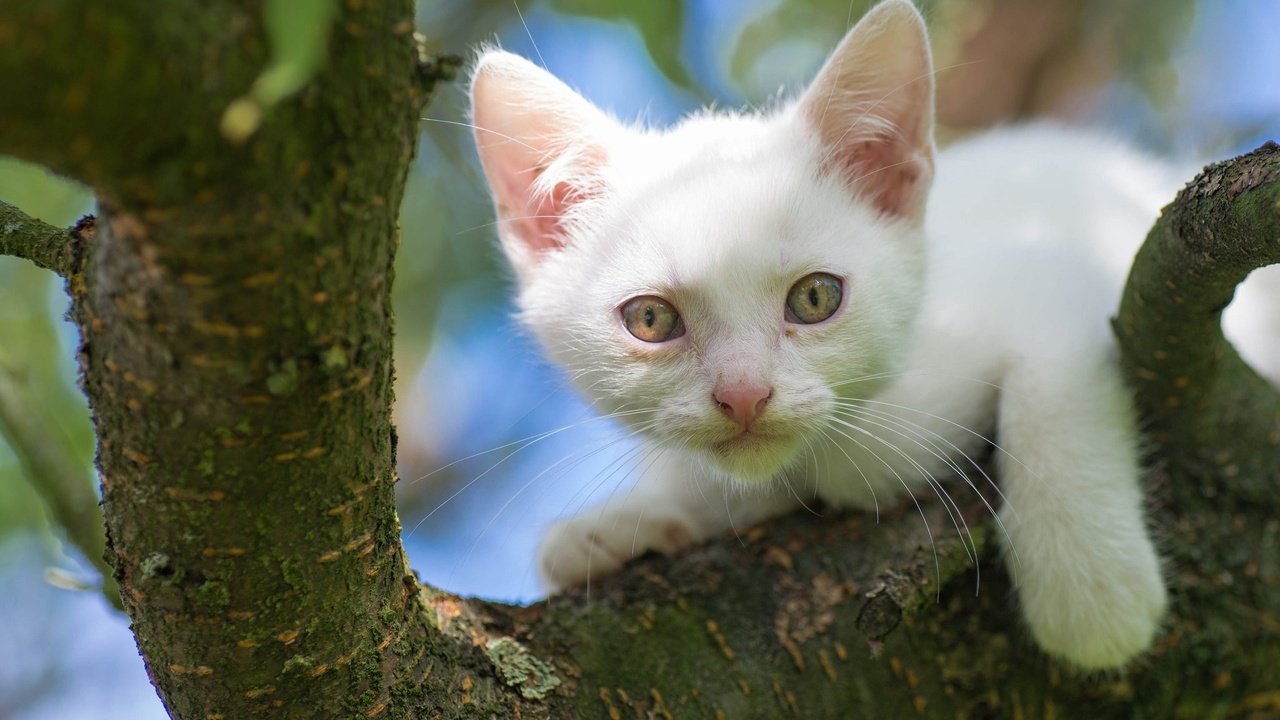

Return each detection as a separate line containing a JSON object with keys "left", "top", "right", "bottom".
{"left": 0, "top": 362, "right": 121, "bottom": 609}
{"left": 414, "top": 35, "right": 462, "bottom": 107}
{"left": 0, "top": 200, "right": 90, "bottom": 278}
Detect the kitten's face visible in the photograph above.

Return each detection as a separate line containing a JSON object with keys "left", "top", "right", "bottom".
{"left": 472, "top": 0, "right": 935, "bottom": 484}
{"left": 515, "top": 115, "right": 925, "bottom": 481}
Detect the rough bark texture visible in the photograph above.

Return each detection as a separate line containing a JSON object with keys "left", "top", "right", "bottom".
{"left": 0, "top": 200, "right": 84, "bottom": 276}
{"left": 3, "top": 1, "right": 436, "bottom": 717}
{"left": 2, "top": 1, "right": 1279, "bottom": 718}
{"left": 1115, "top": 142, "right": 1280, "bottom": 494}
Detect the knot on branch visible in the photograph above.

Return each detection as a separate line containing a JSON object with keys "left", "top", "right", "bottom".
{"left": 69, "top": 213, "right": 95, "bottom": 268}
{"left": 414, "top": 36, "right": 462, "bottom": 107}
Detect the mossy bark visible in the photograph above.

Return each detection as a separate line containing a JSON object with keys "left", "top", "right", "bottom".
{"left": 2, "top": 1, "right": 443, "bottom": 717}
{"left": 1114, "top": 142, "right": 1280, "bottom": 497}
{"left": 2, "top": 1, "right": 1278, "bottom": 717}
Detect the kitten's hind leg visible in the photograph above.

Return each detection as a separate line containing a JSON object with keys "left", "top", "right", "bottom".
{"left": 995, "top": 355, "right": 1167, "bottom": 670}
{"left": 538, "top": 450, "right": 796, "bottom": 591}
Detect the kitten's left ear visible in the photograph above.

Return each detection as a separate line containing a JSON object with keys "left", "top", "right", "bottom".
{"left": 471, "top": 51, "right": 614, "bottom": 279}
{"left": 798, "top": 0, "right": 935, "bottom": 221}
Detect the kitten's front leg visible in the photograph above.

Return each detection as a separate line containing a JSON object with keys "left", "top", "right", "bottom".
{"left": 538, "top": 450, "right": 796, "bottom": 590}
{"left": 996, "top": 356, "right": 1167, "bottom": 670}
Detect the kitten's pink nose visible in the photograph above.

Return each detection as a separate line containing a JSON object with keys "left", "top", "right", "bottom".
{"left": 714, "top": 385, "right": 772, "bottom": 428}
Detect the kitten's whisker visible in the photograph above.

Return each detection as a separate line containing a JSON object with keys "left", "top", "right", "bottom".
{"left": 779, "top": 470, "right": 822, "bottom": 519}
{"left": 511, "top": 0, "right": 548, "bottom": 70}
{"left": 723, "top": 484, "right": 749, "bottom": 548}
{"left": 801, "top": 432, "right": 828, "bottom": 500}
{"left": 407, "top": 409, "right": 659, "bottom": 541}
{"left": 828, "top": 369, "right": 913, "bottom": 389}
{"left": 690, "top": 459, "right": 717, "bottom": 517}
{"left": 832, "top": 405, "right": 983, "bottom": 506}
{"left": 569, "top": 444, "right": 654, "bottom": 599}
{"left": 830, "top": 367, "right": 1013, "bottom": 393}
{"left": 834, "top": 396, "right": 1036, "bottom": 517}
{"left": 531, "top": 440, "right": 653, "bottom": 598}
{"left": 830, "top": 407, "right": 996, "bottom": 589}
{"left": 540, "top": 423, "right": 663, "bottom": 595}
{"left": 782, "top": 434, "right": 824, "bottom": 514}
{"left": 813, "top": 425, "right": 879, "bottom": 520}
{"left": 451, "top": 429, "right": 650, "bottom": 590}
{"left": 409, "top": 406, "right": 658, "bottom": 486}
{"left": 824, "top": 412, "right": 972, "bottom": 563}
{"left": 819, "top": 421, "right": 942, "bottom": 597}
{"left": 580, "top": 437, "right": 669, "bottom": 598}
{"left": 453, "top": 214, "right": 566, "bottom": 237}
{"left": 625, "top": 447, "right": 672, "bottom": 558}
{"left": 494, "top": 366, "right": 602, "bottom": 442}
{"left": 835, "top": 403, "right": 1020, "bottom": 574}
{"left": 421, "top": 117, "right": 541, "bottom": 153}
{"left": 827, "top": 415, "right": 978, "bottom": 578}
{"left": 554, "top": 420, "right": 663, "bottom": 525}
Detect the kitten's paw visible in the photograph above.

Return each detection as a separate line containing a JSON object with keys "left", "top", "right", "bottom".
{"left": 538, "top": 509, "right": 698, "bottom": 591}
{"left": 1018, "top": 540, "right": 1167, "bottom": 670}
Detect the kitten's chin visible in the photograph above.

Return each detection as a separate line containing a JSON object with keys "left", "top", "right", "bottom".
{"left": 702, "top": 433, "right": 803, "bottom": 483}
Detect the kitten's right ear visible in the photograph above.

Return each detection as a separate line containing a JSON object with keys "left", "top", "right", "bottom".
{"left": 470, "top": 52, "right": 612, "bottom": 277}
{"left": 798, "top": 0, "right": 935, "bottom": 221}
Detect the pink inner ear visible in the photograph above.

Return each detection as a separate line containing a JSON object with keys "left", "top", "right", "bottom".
{"left": 829, "top": 137, "right": 924, "bottom": 219}
{"left": 499, "top": 174, "right": 579, "bottom": 254}
{"left": 471, "top": 53, "right": 612, "bottom": 267}
{"left": 796, "top": 0, "right": 935, "bottom": 221}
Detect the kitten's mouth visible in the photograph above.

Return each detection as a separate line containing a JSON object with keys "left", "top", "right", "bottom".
{"left": 704, "top": 429, "right": 801, "bottom": 481}
{"left": 712, "top": 430, "right": 777, "bottom": 452}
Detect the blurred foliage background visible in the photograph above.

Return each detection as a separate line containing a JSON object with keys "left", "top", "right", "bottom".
{"left": 1, "top": 0, "right": 1277, "bottom": 716}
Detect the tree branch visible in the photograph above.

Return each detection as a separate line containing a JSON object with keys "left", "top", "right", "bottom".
{"left": 0, "top": 200, "right": 86, "bottom": 277}
{"left": 418, "top": 146, "right": 1280, "bottom": 717}
{"left": 1114, "top": 141, "right": 1280, "bottom": 498}
{"left": 0, "top": 362, "right": 120, "bottom": 608}
{"left": 473, "top": 502, "right": 998, "bottom": 718}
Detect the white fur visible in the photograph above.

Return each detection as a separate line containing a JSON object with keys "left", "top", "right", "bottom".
{"left": 470, "top": 0, "right": 1276, "bottom": 671}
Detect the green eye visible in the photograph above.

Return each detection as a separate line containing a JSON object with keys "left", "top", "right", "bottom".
{"left": 620, "top": 296, "right": 684, "bottom": 343}
{"left": 786, "top": 273, "right": 843, "bottom": 324}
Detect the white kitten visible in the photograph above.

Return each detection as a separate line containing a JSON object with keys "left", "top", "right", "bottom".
{"left": 464, "top": 0, "right": 1249, "bottom": 670}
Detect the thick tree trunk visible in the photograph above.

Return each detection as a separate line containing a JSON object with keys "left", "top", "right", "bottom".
{"left": 1, "top": 2, "right": 1277, "bottom": 718}
{"left": 2, "top": 1, "right": 438, "bottom": 717}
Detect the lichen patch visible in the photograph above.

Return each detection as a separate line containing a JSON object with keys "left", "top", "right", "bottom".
{"left": 484, "top": 636, "right": 562, "bottom": 701}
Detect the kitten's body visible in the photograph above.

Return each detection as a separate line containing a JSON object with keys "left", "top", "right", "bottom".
{"left": 469, "top": 0, "right": 1273, "bottom": 671}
